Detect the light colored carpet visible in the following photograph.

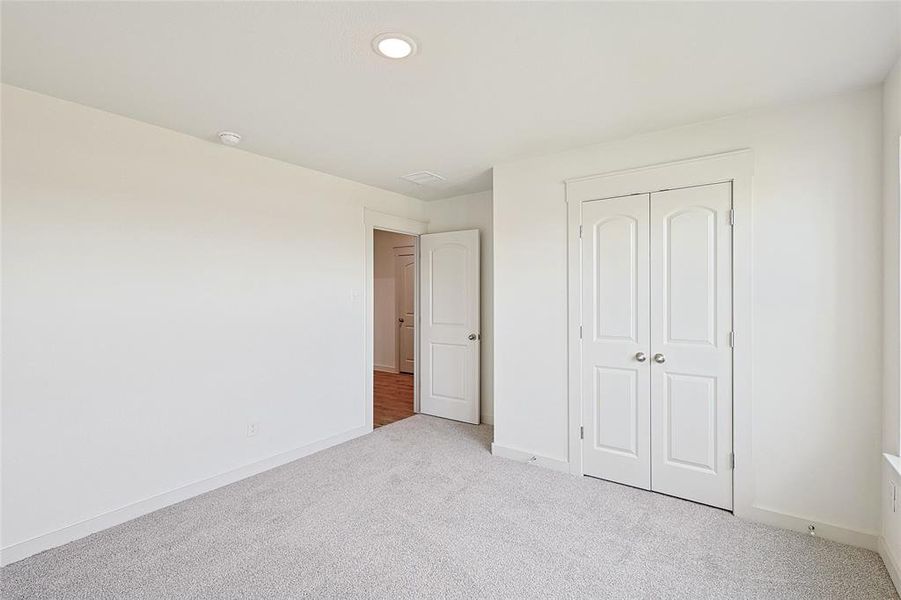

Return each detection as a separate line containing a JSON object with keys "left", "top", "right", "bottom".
{"left": 1, "top": 415, "right": 896, "bottom": 599}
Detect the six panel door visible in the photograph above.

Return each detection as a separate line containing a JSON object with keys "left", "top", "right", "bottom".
{"left": 581, "top": 182, "right": 733, "bottom": 510}
{"left": 581, "top": 194, "right": 651, "bottom": 490}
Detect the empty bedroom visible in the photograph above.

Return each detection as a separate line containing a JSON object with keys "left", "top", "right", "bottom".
{"left": 2, "top": 1, "right": 901, "bottom": 598}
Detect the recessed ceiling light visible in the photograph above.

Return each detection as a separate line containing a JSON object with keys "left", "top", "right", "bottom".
{"left": 372, "top": 33, "right": 417, "bottom": 59}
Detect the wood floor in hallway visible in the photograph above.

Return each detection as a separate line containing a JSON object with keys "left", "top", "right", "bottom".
{"left": 373, "top": 370, "right": 414, "bottom": 427}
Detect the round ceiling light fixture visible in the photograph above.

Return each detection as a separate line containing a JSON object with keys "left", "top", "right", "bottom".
{"left": 218, "top": 131, "right": 242, "bottom": 146}
{"left": 372, "top": 33, "right": 417, "bottom": 59}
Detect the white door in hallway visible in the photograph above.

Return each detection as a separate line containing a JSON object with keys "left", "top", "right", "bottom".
{"left": 649, "top": 183, "right": 733, "bottom": 510}
{"left": 395, "top": 248, "right": 416, "bottom": 374}
{"left": 419, "top": 230, "right": 480, "bottom": 424}
{"left": 581, "top": 194, "right": 652, "bottom": 490}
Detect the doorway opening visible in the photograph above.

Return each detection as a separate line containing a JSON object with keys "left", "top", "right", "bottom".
{"left": 363, "top": 209, "right": 482, "bottom": 430}
{"left": 373, "top": 228, "right": 418, "bottom": 427}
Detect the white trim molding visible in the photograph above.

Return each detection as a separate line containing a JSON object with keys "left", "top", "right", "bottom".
{"left": 0, "top": 425, "right": 370, "bottom": 567}
{"left": 491, "top": 443, "right": 570, "bottom": 473}
{"left": 363, "top": 209, "right": 428, "bottom": 426}
{"left": 565, "top": 151, "right": 761, "bottom": 514}
{"left": 880, "top": 536, "right": 901, "bottom": 594}
{"left": 746, "top": 505, "right": 877, "bottom": 551}
{"left": 881, "top": 454, "right": 901, "bottom": 593}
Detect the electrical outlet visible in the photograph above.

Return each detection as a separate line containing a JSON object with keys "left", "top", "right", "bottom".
{"left": 247, "top": 422, "right": 259, "bottom": 438}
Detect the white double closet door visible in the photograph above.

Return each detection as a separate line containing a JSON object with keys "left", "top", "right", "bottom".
{"left": 581, "top": 182, "right": 733, "bottom": 510}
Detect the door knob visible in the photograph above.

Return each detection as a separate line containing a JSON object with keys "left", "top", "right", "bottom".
{"left": 398, "top": 318, "right": 404, "bottom": 323}
{"left": 634, "top": 352, "right": 647, "bottom": 362}
{"left": 468, "top": 333, "right": 479, "bottom": 341}
{"left": 653, "top": 353, "right": 666, "bottom": 364}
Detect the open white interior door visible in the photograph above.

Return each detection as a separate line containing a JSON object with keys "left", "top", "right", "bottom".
{"left": 419, "top": 230, "right": 480, "bottom": 424}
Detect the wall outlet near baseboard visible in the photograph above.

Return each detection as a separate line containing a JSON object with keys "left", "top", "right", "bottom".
{"left": 247, "top": 422, "right": 259, "bottom": 438}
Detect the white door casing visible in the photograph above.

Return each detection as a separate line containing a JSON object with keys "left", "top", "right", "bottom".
{"left": 364, "top": 210, "right": 429, "bottom": 429}
{"left": 581, "top": 194, "right": 652, "bottom": 489}
{"left": 649, "top": 182, "right": 733, "bottom": 510}
{"left": 420, "top": 230, "right": 480, "bottom": 424}
{"left": 395, "top": 248, "right": 415, "bottom": 374}
{"left": 566, "top": 150, "right": 752, "bottom": 520}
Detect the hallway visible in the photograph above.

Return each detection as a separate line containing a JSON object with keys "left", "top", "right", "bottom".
{"left": 373, "top": 371, "right": 414, "bottom": 427}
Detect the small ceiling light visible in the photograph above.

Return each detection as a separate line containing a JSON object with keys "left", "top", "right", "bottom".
{"left": 218, "top": 131, "right": 242, "bottom": 146}
{"left": 372, "top": 33, "right": 417, "bottom": 59}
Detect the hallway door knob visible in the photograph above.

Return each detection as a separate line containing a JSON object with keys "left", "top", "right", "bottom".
{"left": 468, "top": 333, "right": 479, "bottom": 341}
{"left": 653, "top": 353, "right": 666, "bottom": 364}
{"left": 634, "top": 352, "right": 647, "bottom": 362}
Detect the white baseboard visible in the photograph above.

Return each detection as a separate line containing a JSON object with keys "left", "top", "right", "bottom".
{"left": 0, "top": 424, "right": 371, "bottom": 567}
{"left": 880, "top": 537, "right": 901, "bottom": 594}
{"left": 734, "top": 504, "right": 877, "bottom": 551}
{"left": 373, "top": 364, "right": 398, "bottom": 374}
{"left": 489, "top": 442, "right": 876, "bottom": 551}
{"left": 491, "top": 443, "right": 569, "bottom": 473}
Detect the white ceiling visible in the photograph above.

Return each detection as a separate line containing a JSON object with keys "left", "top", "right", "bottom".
{"left": 3, "top": 2, "right": 899, "bottom": 200}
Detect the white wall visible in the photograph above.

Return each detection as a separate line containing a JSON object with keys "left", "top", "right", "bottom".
{"left": 493, "top": 87, "right": 884, "bottom": 543}
{"left": 1, "top": 85, "right": 426, "bottom": 562}
{"left": 373, "top": 230, "right": 415, "bottom": 371}
{"left": 881, "top": 53, "right": 901, "bottom": 584}
{"left": 426, "top": 191, "right": 494, "bottom": 424}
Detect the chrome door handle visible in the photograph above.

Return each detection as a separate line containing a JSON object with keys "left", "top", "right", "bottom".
{"left": 468, "top": 333, "right": 479, "bottom": 341}
{"left": 653, "top": 353, "right": 666, "bottom": 364}
{"left": 634, "top": 352, "right": 647, "bottom": 362}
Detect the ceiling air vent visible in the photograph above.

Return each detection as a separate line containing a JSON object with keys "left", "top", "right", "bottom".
{"left": 401, "top": 171, "right": 447, "bottom": 186}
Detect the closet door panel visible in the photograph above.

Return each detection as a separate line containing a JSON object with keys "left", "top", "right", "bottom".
{"left": 581, "top": 194, "right": 651, "bottom": 489}
{"left": 649, "top": 183, "right": 733, "bottom": 510}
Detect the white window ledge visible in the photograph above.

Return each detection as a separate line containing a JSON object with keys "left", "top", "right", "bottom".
{"left": 885, "top": 453, "right": 901, "bottom": 479}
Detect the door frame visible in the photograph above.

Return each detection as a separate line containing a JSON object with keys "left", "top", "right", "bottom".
{"left": 363, "top": 209, "right": 428, "bottom": 431}
{"left": 394, "top": 245, "right": 415, "bottom": 374}
{"left": 565, "top": 149, "right": 754, "bottom": 517}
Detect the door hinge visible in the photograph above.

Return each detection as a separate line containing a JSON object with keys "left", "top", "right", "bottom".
{"left": 579, "top": 225, "right": 583, "bottom": 238}
{"left": 729, "top": 452, "right": 735, "bottom": 469}
{"left": 580, "top": 426, "right": 584, "bottom": 440}
{"left": 729, "top": 331, "right": 735, "bottom": 348}
{"left": 579, "top": 325, "right": 583, "bottom": 339}
{"left": 729, "top": 208, "right": 735, "bottom": 226}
